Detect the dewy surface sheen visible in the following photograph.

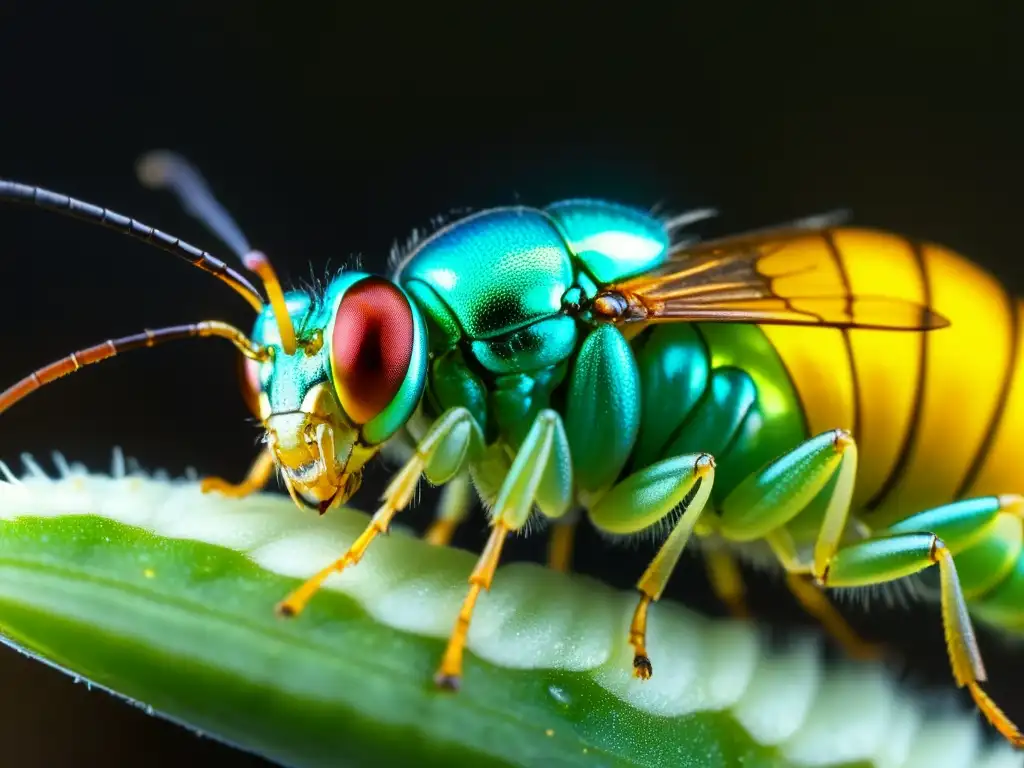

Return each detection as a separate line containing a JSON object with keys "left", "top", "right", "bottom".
{"left": 0, "top": 450, "right": 1019, "bottom": 768}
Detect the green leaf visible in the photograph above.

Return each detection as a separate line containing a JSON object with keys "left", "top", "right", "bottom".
{"left": 0, "top": 455, "right": 1015, "bottom": 768}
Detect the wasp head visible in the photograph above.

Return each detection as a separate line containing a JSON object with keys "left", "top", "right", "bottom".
{"left": 242, "top": 273, "right": 427, "bottom": 514}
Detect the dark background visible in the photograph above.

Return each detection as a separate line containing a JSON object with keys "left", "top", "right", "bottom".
{"left": 0, "top": 2, "right": 1022, "bottom": 765}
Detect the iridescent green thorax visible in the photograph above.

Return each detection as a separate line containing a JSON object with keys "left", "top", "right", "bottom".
{"left": 394, "top": 200, "right": 671, "bottom": 374}
{"left": 545, "top": 198, "right": 671, "bottom": 285}
{"left": 391, "top": 198, "right": 684, "bottom": 495}
{"left": 399, "top": 208, "right": 573, "bottom": 342}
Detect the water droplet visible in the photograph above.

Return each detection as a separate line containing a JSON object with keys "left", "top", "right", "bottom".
{"left": 547, "top": 684, "right": 572, "bottom": 706}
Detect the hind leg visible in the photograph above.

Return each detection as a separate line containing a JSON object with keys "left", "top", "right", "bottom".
{"left": 818, "top": 494, "right": 1024, "bottom": 747}
{"left": 701, "top": 544, "right": 750, "bottom": 619}
{"left": 721, "top": 425, "right": 1024, "bottom": 746}
{"left": 718, "top": 428, "right": 880, "bottom": 658}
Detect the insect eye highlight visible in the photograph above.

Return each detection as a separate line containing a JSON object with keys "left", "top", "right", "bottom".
{"left": 329, "top": 277, "right": 415, "bottom": 425}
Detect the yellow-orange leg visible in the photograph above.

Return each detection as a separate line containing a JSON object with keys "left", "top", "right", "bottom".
{"left": 424, "top": 471, "right": 472, "bottom": 547}
{"left": 785, "top": 573, "right": 882, "bottom": 660}
{"left": 766, "top": 528, "right": 883, "bottom": 660}
{"left": 723, "top": 429, "right": 880, "bottom": 659}
{"left": 628, "top": 594, "right": 653, "bottom": 677}
{"left": 720, "top": 427, "right": 1021, "bottom": 746}
{"left": 821, "top": 516, "right": 1024, "bottom": 747}
{"left": 277, "top": 451, "right": 425, "bottom": 617}
{"left": 278, "top": 407, "right": 478, "bottom": 618}
{"left": 702, "top": 545, "right": 750, "bottom": 619}
{"left": 586, "top": 453, "right": 716, "bottom": 679}
{"left": 435, "top": 520, "right": 510, "bottom": 688}
{"left": 935, "top": 545, "right": 1023, "bottom": 748}
{"left": 434, "top": 409, "right": 576, "bottom": 689}
{"left": 201, "top": 446, "right": 276, "bottom": 498}
{"left": 547, "top": 516, "right": 578, "bottom": 573}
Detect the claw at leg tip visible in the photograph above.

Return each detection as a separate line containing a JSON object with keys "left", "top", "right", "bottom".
{"left": 434, "top": 672, "right": 461, "bottom": 691}
{"left": 632, "top": 655, "right": 653, "bottom": 680}
{"left": 275, "top": 600, "right": 299, "bottom": 618}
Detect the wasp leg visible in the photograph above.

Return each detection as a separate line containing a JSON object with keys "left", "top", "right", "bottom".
{"left": 434, "top": 518, "right": 510, "bottom": 690}
{"left": 435, "top": 409, "right": 573, "bottom": 689}
{"left": 277, "top": 407, "right": 482, "bottom": 617}
{"left": 715, "top": 428, "right": 881, "bottom": 658}
{"left": 586, "top": 453, "right": 716, "bottom": 679}
{"left": 822, "top": 493, "right": 1024, "bottom": 748}
{"left": 766, "top": 526, "right": 883, "bottom": 660}
{"left": 547, "top": 509, "right": 581, "bottom": 573}
{"left": 424, "top": 471, "right": 473, "bottom": 546}
{"left": 200, "top": 446, "right": 276, "bottom": 498}
{"left": 771, "top": 528, "right": 883, "bottom": 660}
{"left": 702, "top": 544, "right": 750, "bottom": 619}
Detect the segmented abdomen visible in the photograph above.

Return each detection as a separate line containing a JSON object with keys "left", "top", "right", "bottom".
{"left": 630, "top": 228, "right": 1024, "bottom": 628}
{"left": 756, "top": 230, "right": 1023, "bottom": 522}
{"left": 755, "top": 229, "right": 1024, "bottom": 626}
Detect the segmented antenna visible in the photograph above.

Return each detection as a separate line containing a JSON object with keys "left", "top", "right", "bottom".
{"left": 0, "top": 320, "right": 267, "bottom": 416}
{"left": 0, "top": 180, "right": 265, "bottom": 312}
{"left": 136, "top": 151, "right": 299, "bottom": 355}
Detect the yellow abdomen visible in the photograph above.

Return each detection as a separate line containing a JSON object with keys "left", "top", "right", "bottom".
{"left": 757, "top": 229, "right": 1022, "bottom": 526}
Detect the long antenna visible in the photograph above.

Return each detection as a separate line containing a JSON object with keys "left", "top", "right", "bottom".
{"left": 136, "top": 151, "right": 298, "bottom": 355}
{"left": 0, "top": 320, "right": 267, "bottom": 416}
{"left": 0, "top": 180, "right": 265, "bottom": 312}
{"left": 136, "top": 150, "right": 253, "bottom": 258}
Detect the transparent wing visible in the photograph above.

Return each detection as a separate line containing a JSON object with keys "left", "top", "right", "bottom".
{"left": 597, "top": 225, "right": 950, "bottom": 331}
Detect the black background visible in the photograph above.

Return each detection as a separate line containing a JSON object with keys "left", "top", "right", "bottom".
{"left": 1, "top": 2, "right": 1023, "bottom": 765}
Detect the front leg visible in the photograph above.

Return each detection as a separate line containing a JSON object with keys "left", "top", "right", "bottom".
{"left": 277, "top": 406, "right": 482, "bottom": 617}
{"left": 200, "top": 446, "right": 276, "bottom": 498}
{"left": 434, "top": 409, "right": 573, "bottom": 689}
{"left": 586, "top": 452, "right": 716, "bottom": 678}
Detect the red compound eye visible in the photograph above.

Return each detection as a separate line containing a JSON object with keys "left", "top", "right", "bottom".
{"left": 330, "top": 278, "right": 415, "bottom": 424}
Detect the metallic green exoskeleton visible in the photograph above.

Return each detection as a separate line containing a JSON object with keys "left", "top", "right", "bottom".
{"left": 1, "top": 152, "right": 1021, "bottom": 747}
